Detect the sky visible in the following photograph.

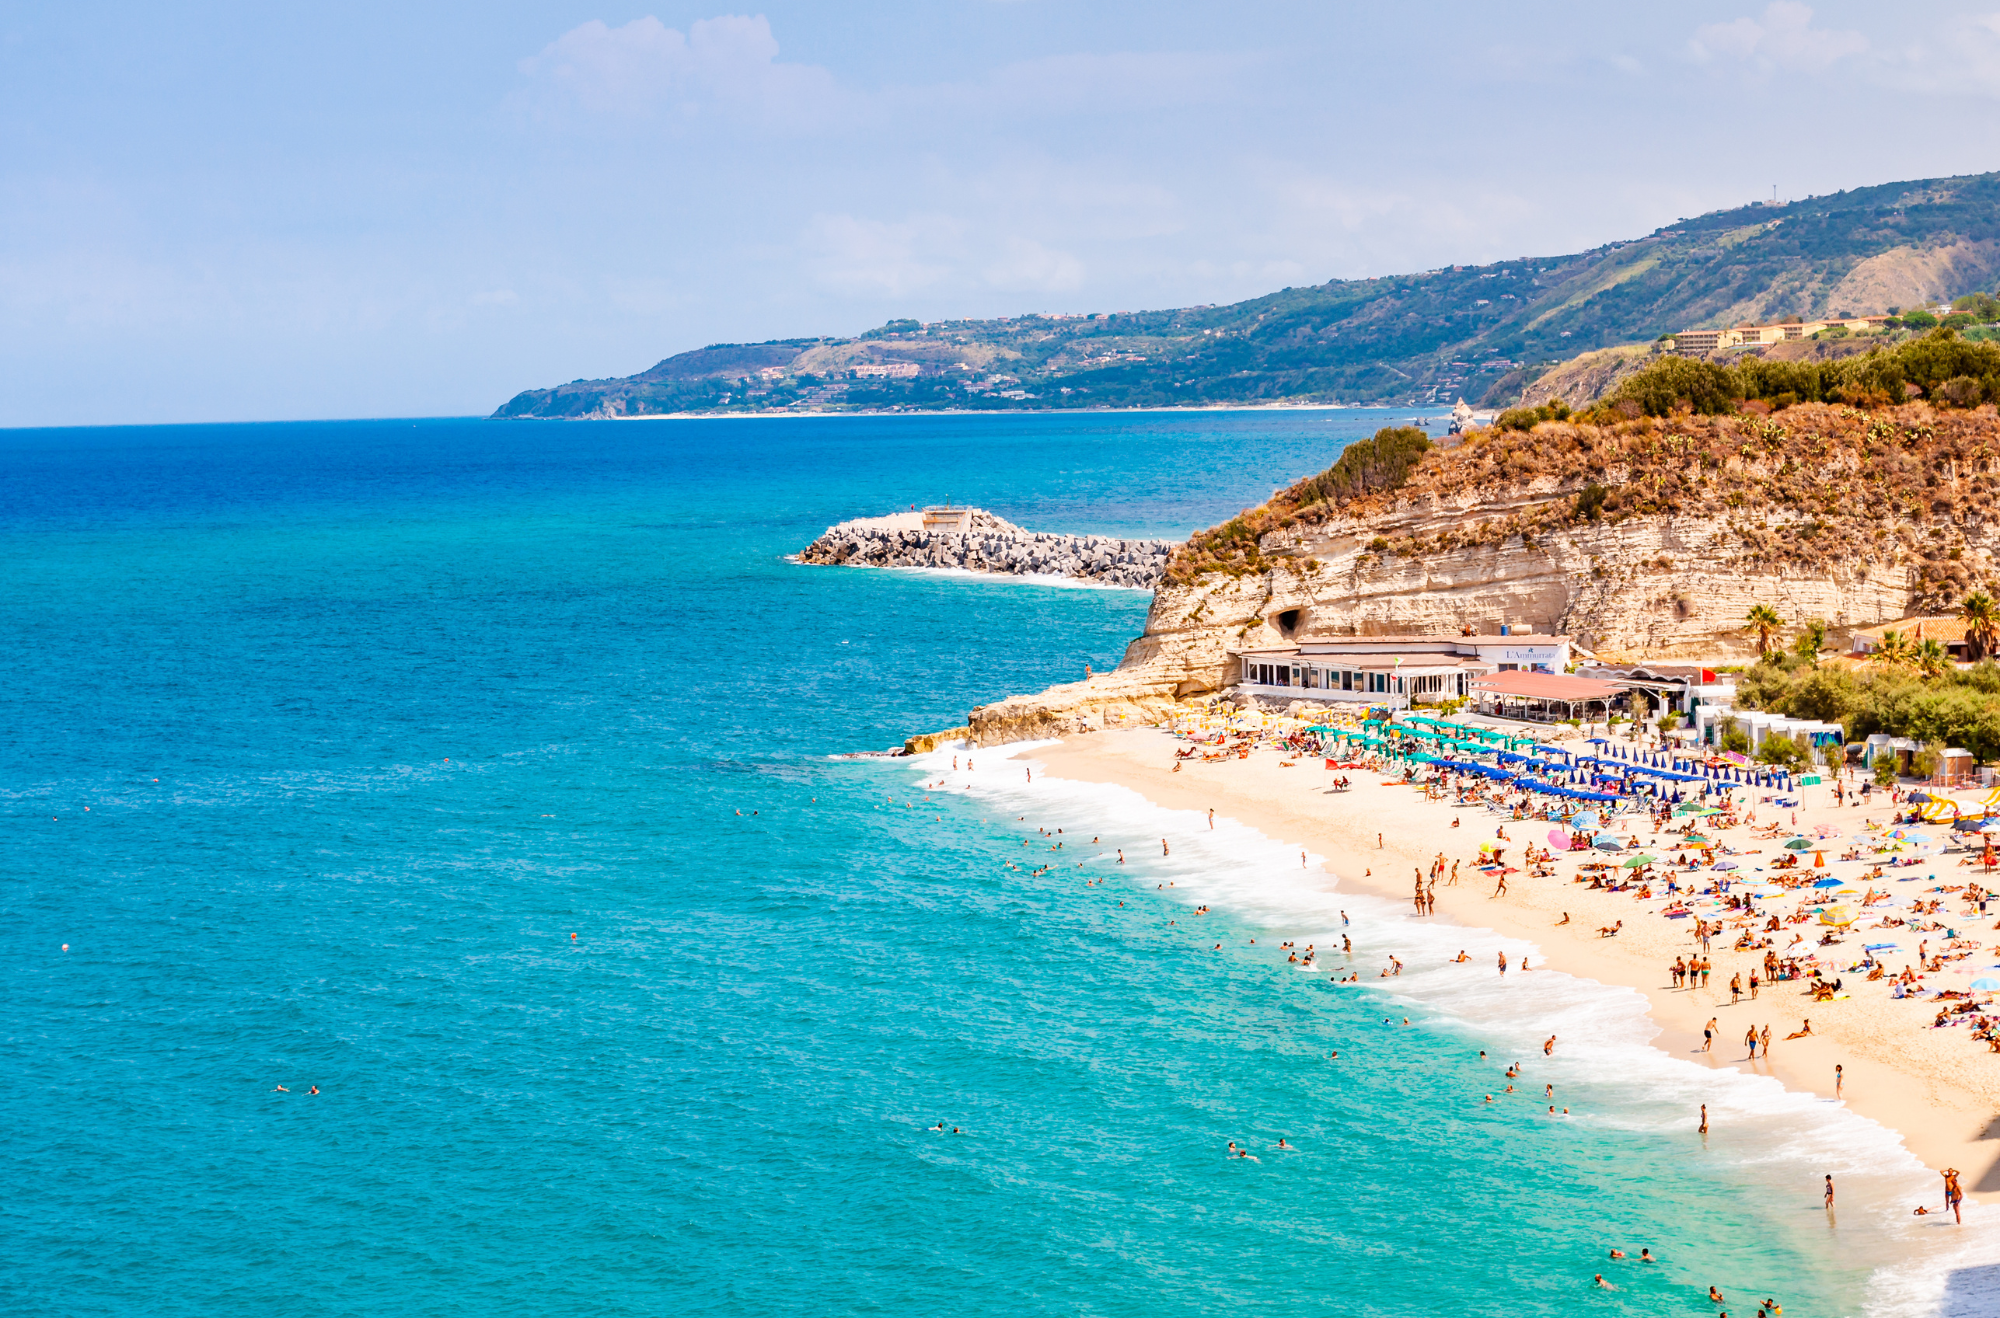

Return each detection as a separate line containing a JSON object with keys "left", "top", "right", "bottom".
{"left": 5, "top": 2, "right": 2000, "bottom": 426}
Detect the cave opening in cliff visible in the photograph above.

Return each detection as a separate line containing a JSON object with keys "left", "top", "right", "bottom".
{"left": 1274, "top": 608, "right": 1304, "bottom": 638}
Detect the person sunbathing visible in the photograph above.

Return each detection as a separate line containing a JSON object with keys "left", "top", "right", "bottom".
{"left": 1597, "top": 920, "right": 1624, "bottom": 938}
{"left": 1785, "top": 1019, "right": 1814, "bottom": 1039}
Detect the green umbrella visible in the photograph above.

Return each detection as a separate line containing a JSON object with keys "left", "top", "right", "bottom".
{"left": 1621, "top": 854, "right": 1655, "bottom": 868}
{"left": 1784, "top": 838, "right": 1814, "bottom": 851}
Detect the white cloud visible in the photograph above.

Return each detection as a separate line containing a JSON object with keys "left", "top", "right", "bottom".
{"left": 803, "top": 213, "right": 963, "bottom": 298}
{"left": 980, "top": 237, "right": 1085, "bottom": 292}
{"left": 516, "top": 14, "right": 843, "bottom": 128}
{"left": 1689, "top": 2, "right": 1866, "bottom": 72}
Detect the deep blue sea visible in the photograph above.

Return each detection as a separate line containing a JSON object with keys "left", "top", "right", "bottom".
{"left": 0, "top": 410, "right": 1985, "bottom": 1316}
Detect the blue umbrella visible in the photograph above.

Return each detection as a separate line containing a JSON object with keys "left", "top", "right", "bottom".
{"left": 1813, "top": 877, "right": 1841, "bottom": 888}
{"left": 1973, "top": 978, "right": 2000, "bottom": 991}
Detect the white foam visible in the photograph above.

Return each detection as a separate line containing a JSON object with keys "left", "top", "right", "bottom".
{"left": 900, "top": 738, "right": 2000, "bottom": 1317}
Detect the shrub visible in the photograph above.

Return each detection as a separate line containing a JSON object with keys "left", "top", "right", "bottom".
{"left": 1610, "top": 357, "right": 1742, "bottom": 416}
{"left": 1496, "top": 398, "right": 1572, "bottom": 432}
{"left": 1874, "top": 753, "right": 1899, "bottom": 785}
{"left": 1293, "top": 427, "right": 1432, "bottom": 510}
{"left": 1903, "top": 310, "right": 1940, "bottom": 330}
{"left": 1574, "top": 482, "right": 1610, "bottom": 521}
{"left": 1939, "top": 375, "right": 1986, "bottom": 408}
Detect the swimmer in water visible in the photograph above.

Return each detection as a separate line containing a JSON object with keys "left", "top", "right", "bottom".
{"left": 1276, "top": 1138, "right": 1291, "bottom": 1149}
{"left": 1639, "top": 1249, "right": 1654, "bottom": 1263}
{"left": 309, "top": 1085, "right": 319, "bottom": 1095}
{"left": 1608, "top": 1249, "right": 1625, "bottom": 1260}
{"left": 1594, "top": 1275, "right": 1616, "bottom": 1290}
{"left": 272, "top": 1085, "right": 289, "bottom": 1092}
{"left": 1710, "top": 1286, "right": 1725, "bottom": 1304}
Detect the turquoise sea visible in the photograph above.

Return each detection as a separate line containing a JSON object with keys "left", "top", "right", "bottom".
{"left": 0, "top": 410, "right": 1987, "bottom": 1316}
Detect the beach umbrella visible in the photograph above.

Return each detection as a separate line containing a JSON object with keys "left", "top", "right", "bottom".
{"left": 1784, "top": 838, "right": 1814, "bottom": 850}
{"left": 1713, "top": 860, "right": 1738, "bottom": 870}
{"left": 1621, "top": 854, "right": 1654, "bottom": 868}
{"left": 1973, "top": 978, "right": 2000, "bottom": 991}
{"left": 1548, "top": 829, "right": 1571, "bottom": 849}
{"left": 1909, "top": 792, "right": 1933, "bottom": 803}
{"left": 1594, "top": 836, "right": 1624, "bottom": 850}
{"left": 1812, "top": 876, "right": 1841, "bottom": 888}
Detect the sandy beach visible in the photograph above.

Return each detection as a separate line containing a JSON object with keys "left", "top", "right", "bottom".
{"left": 1034, "top": 720, "right": 2000, "bottom": 1192}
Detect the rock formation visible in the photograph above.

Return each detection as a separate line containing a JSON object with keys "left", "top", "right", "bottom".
{"left": 797, "top": 508, "right": 1172, "bottom": 589}
{"left": 947, "top": 400, "right": 2000, "bottom": 746}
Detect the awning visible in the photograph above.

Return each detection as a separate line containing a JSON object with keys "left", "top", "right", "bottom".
{"left": 1470, "top": 672, "right": 1624, "bottom": 702}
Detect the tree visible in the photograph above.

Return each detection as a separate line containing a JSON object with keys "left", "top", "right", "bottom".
{"left": 1874, "top": 751, "right": 1900, "bottom": 785}
{"left": 1744, "top": 604, "right": 1784, "bottom": 657}
{"left": 1917, "top": 637, "right": 1952, "bottom": 680}
{"left": 1793, "top": 618, "right": 1830, "bottom": 663}
{"left": 1718, "top": 720, "right": 1751, "bottom": 755}
{"left": 1961, "top": 591, "right": 1999, "bottom": 662}
{"left": 1873, "top": 629, "right": 1915, "bottom": 668}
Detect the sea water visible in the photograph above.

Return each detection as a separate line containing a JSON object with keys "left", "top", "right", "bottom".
{"left": 0, "top": 411, "right": 1990, "bottom": 1316}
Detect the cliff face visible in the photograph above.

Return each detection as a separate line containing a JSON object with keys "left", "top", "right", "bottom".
{"left": 962, "top": 400, "right": 2000, "bottom": 744}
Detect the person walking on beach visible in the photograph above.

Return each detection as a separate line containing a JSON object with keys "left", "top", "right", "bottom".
{"left": 1745, "top": 1026, "right": 1758, "bottom": 1058}
{"left": 1497, "top": 950, "right": 1508, "bottom": 976}
{"left": 1824, "top": 1175, "right": 1835, "bottom": 1210}
{"left": 1703, "top": 1018, "right": 1717, "bottom": 1052}
{"left": 1699, "top": 1104, "right": 1709, "bottom": 1134}
{"left": 1731, "top": 972, "right": 1742, "bottom": 1004}
{"left": 1493, "top": 870, "right": 1508, "bottom": 897}
{"left": 1835, "top": 1064, "right": 1843, "bottom": 1098}
{"left": 1945, "top": 1167, "right": 1964, "bottom": 1223}
{"left": 1761, "top": 1024, "right": 1772, "bottom": 1055}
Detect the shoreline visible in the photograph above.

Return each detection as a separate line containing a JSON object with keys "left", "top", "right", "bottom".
{"left": 503, "top": 401, "right": 1407, "bottom": 422}
{"left": 1029, "top": 723, "right": 2000, "bottom": 1191}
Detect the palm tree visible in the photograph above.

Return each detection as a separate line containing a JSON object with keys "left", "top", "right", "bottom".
{"left": 1744, "top": 603, "right": 1784, "bottom": 657}
{"left": 1960, "top": 590, "right": 1998, "bottom": 662}
{"left": 1873, "top": 629, "right": 1915, "bottom": 667}
{"left": 1916, "top": 637, "right": 1952, "bottom": 679}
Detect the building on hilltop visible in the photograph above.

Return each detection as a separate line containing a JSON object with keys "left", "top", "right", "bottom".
{"left": 1669, "top": 315, "right": 1893, "bottom": 353}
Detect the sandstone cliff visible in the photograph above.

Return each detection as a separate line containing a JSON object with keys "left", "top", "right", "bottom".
{"left": 956, "top": 400, "right": 2000, "bottom": 745}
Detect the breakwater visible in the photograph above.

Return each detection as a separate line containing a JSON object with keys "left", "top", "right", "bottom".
{"left": 797, "top": 508, "right": 1172, "bottom": 589}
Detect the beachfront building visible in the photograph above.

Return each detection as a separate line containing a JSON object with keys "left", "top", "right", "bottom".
{"left": 1231, "top": 630, "right": 1571, "bottom": 709}
{"left": 1689, "top": 704, "right": 1846, "bottom": 765}
{"left": 1574, "top": 662, "right": 1736, "bottom": 718}
{"left": 1669, "top": 315, "right": 1893, "bottom": 353}
{"left": 1468, "top": 670, "right": 1625, "bottom": 723}
{"left": 1849, "top": 617, "right": 1974, "bottom": 663}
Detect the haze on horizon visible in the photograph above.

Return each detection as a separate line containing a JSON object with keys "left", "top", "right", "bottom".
{"left": 5, "top": 1, "right": 2000, "bottom": 428}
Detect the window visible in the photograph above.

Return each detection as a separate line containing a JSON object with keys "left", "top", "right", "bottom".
{"left": 1340, "top": 670, "right": 1353, "bottom": 691}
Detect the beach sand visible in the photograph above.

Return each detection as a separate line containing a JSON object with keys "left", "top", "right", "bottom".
{"left": 1035, "top": 724, "right": 2000, "bottom": 1191}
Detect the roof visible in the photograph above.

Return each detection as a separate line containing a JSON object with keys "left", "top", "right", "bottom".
{"left": 1580, "top": 662, "right": 1705, "bottom": 681}
{"left": 1851, "top": 617, "right": 1971, "bottom": 645}
{"left": 1470, "top": 672, "right": 1626, "bottom": 702}
{"left": 1298, "top": 633, "right": 1565, "bottom": 646}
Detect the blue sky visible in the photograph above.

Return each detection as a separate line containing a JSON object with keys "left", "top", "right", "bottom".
{"left": 5, "top": 1, "right": 2000, "bottom": 426}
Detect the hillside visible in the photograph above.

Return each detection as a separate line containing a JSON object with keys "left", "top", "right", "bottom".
{"left": 956, "top": 337, "right": 2000, "bottom": 742}
{"left": 496, "top": 171, "right": 2000, "bottom": 419}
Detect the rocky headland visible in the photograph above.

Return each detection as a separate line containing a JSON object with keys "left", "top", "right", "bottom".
{"left": 797, "top": 508, "right": 1172, "bottom": 590}
{"left": 951, "top": 335, "right": 2000, "bottom": 745}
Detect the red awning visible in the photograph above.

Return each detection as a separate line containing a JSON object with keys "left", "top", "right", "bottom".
{"left": 1470, "top": 671, "right": 1623, "bottom": 702}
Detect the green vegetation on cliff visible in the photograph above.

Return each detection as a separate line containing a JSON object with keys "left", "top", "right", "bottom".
{"left": 1167, "top": 365, "right": 2000, "bottom": 611}
{"left": 497, "top": 170, "right": 2000, "bottom": 419}
{"left": 1605, "top": 330, "right": 2000, "bottom": 415}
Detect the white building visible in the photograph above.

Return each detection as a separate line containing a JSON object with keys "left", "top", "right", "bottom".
{"left": 1232, "top": 631, "right": 1571, "bottom": 708}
